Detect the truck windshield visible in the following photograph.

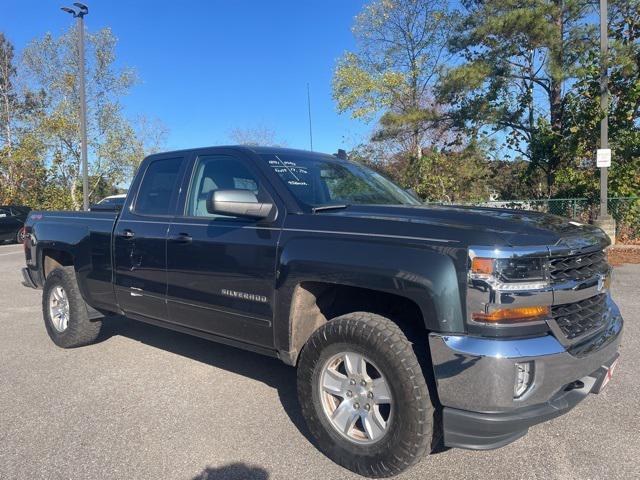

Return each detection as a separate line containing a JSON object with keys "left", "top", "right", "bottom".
{"left": 260, "top": 153, "right": 420, "bottom": 209}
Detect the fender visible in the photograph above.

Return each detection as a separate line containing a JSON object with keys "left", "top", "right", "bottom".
{"left": 32, "top": 220, "right": 90, "bottom": 292}
{"left": 273, "top": 234, "right": 467, "bottom": 357}
{"left": 30, "top": 217, "right": 117, "bottom": 312}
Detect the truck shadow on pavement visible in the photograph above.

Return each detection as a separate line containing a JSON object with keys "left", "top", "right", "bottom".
{"left": 97, "top": 315, "right": 313, "bottom": 446}
{"left": 192, "top": 463, "right": 269, "bottom": 480}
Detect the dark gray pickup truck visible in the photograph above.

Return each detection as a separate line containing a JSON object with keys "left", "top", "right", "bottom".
{"left": 21, "top": 146, "right": 623, "bottom": 477}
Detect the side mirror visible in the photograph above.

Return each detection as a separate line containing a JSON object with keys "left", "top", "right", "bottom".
{"left": 206, "top": 189, "right": 273, "bottom": 219}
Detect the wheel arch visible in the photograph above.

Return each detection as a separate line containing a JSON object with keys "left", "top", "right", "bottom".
{"left": 279, "top": 281, "right": 436, "bottom": 366}
{"left": 42, "top": 248, "right": 75, "bottom": 279}
{"left": 274, "top": 238, "right": 466, "bottom": 365}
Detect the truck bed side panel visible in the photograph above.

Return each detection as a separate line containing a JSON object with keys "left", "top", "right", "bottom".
{"left": 26, "top": 211, "right": 119, "bottom": 313}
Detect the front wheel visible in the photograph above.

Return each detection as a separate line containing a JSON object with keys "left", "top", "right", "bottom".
{"left": 297, "top": 312, "right": 434, "bottom": 478}
{"left": 42, "top": 266, "right": 102, "bottom": 348}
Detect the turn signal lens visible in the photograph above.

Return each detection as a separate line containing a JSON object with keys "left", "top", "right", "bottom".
{"left": 471, "top": 258, "right": 494, "bottom": 275}
{"left": 472, "top": 306, "right": 550, "bottom": 323}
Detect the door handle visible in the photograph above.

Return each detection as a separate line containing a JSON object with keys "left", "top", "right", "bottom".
{"left": 122, "top": 229, "right": 135, "bottom": 239}
{"left": 172, "top": 233, "right": 192, "bottom": 244}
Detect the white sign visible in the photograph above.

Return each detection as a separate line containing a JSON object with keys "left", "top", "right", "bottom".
{"left": 597, "top": 148, "right": 611, "bottom": 168}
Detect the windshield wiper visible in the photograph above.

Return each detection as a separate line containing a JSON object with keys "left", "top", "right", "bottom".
{"left": 311, "top": 204, "right": 349, "bottom": 213}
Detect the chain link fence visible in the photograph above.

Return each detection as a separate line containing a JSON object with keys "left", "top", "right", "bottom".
{"left": 428, "top": 197, "right": 640, "bottom": 242}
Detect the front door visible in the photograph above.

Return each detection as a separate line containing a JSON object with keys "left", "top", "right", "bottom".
{"left": 165, "top": 152, "right": 281, "bottom": 347}
{"left": 114, "top": 155, "right": 186, "bottom": 321}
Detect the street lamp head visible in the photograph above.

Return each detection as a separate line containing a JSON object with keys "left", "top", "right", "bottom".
{"left": 60, "top": 6, "right": 77, "bottom": 16}
{"left": 61, "top": 3, "right": 88, "bottom": 17}
{"left": 73, "top": 2, "right": 89, "bottom": 15}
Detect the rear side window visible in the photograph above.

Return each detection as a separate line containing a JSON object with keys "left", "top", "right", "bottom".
{"left": 134, "top": 157, "right": 182, "bottom": 215}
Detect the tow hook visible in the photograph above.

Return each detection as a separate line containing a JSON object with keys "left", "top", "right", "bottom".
{"left": 564, "top": 380, "right": 585, "bottom": 391}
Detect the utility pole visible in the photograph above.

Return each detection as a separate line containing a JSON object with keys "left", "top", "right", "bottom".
{"left": 594, "top": 0, "right": 616, "bottom": 242}
{"left": 307, "top": 83, "right": 313, "bottom": 151}
{"left": 61, "top": 3, "right": 90, "bottom": 211}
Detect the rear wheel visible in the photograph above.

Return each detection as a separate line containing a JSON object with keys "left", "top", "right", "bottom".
{"left": 15, "top": 228, "right": 25, "bottom": 244}
{"left": 297, "top": 312, "right": 434, "bottom": 477}
{"left": 42, "top": 266, "right": 102, "bottom": 348}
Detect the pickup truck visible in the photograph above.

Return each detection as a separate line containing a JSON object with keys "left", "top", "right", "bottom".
{"left": 21, "top": 146, "right": 623, "bottom": 477}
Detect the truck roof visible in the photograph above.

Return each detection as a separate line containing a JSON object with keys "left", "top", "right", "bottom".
{"left": 145, "top": 145, "right": 342, "bottom": 162}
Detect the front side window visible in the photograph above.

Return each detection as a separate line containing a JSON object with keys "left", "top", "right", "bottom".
{"left": 134, "top": 157, "right": 182, "bottom": 215}
{"left": 186, "top": 155, "right": 260, "bottom": 218}
{"left": 260, "top": 153, "right": 420, "bottom": 208}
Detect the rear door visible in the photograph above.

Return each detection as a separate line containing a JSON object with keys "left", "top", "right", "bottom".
{"left": 165, "top": 150, "right": 282, "bottom": 347}
{"left": 114, "top": 155, "right": 187, "bottom": 321}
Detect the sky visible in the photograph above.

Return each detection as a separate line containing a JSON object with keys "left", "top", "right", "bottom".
{"left": 2, "top": 0, "right": 372, "bottom": 154}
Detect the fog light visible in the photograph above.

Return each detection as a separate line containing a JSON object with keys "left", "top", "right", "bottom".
{"left": 514, "top": 361, "right": 534, "bottom": 398}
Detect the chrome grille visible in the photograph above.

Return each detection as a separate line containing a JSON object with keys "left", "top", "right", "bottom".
{"left": 549, "top": 250, "right": 608, "bottom": 283}
{"left": 552, "top": 294, "right": 607, "bottom": 340}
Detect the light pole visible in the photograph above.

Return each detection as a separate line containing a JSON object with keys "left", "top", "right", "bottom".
{"left": 61, "top": 2, "right": 90, "bottom": 211}
{"left": 594, "top": 0, "right": 616, "bottom": 242}
{"left": 599, "top": 0, "right": 608, "bottom": 218}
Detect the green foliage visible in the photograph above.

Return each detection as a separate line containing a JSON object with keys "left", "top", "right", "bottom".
{"left": 350, "top": 141, "right": 503, "bottom": 203}
{"left": 555, "top": 0, "right": 640, "bottom": 232}
{"left": 0, "top": 27, "right": 167, "bottom": 210}
{"left": 0, "top": 134, "right": 47, "bottom": 206}
{"left": 333, "top": 0, "right": 453, "bottom": 156}
{"left": 406, "top": 146, "right": 491, "bottom": 202}
{"left": 21, "top": 27, "right": 139, "bottom": 209}
{"left": 439, "top": 0, "right": 596, "bottom": 194}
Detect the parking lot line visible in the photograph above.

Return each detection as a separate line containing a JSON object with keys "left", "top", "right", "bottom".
{"left": 0, "top": 251, "right": 22, "bottom": 257}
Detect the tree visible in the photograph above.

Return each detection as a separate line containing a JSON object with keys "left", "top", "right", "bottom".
{"left": 350, "top": 140, "right": 494, "bottom": 203}
{"left": 228, "top": 124, "right": 286, "bottom": 146}
{"left": 21, "top": 27, "right": 159, "bottom": 209}
{"left": 554, "top": 0, "right": 640, "bottom": 236}
{"left": 0, "top": 32, "right": 18, "bottom": 152}
{"left": 0, "top": 33, "right": 49, "bottom": 206}
{"left": 333, "top": 0, "right": 453, "bottom": 159}
{"left": 439, "top": 0, "right": 596, "bottom": 196}
{"left": 560, "top": 0, "right": 640, "bottom": 191}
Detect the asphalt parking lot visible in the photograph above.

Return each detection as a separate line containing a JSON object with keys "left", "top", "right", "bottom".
{"left": 0, "top": 241, "right": 638, "bottom": 480}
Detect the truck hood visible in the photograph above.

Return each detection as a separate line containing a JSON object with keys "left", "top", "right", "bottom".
{"left": 324, "top": 204, "right": 609, "bottom": 249}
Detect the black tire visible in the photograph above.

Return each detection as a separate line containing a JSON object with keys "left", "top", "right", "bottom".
{"left": 42, "top": 266, "right": 102, "bottom": 348}
{"left": 15, "top": 228, "right": 25, "bottom": 244}
{"left": 297, "top": 312, "right": 434, "bottom": 478}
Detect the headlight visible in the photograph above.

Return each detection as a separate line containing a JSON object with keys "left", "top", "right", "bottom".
{"left": 467, "top": 247, "right": 552, "bottom": 329}
{"left": 470, "top": 256, "right": 549, "bottom": 290}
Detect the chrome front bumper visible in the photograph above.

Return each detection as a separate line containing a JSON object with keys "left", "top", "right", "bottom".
{"left": 429, "top": 296, "right": 623, "bottom": 448}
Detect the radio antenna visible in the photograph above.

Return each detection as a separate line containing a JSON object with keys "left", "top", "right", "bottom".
{"left": 307, "top": 83, "right": 313, "bottom": 151}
